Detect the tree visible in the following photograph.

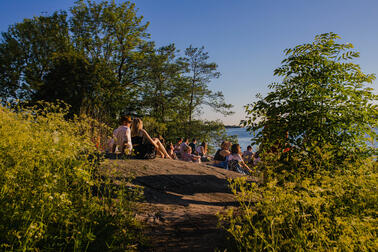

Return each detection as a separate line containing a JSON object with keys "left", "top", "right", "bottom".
{"left": 0, "top": 11, "right": 70, "bottom": 102}
{"left": 181, "top": 46, "right": 233, "bottom": 131}
{"left": 139, "top": 43, "right": 186, "bottom": 122}
{"left": 34, "top": 51, "right": 122, "bottom": 121}
{"left": 224, "top": 33, "right": 378, "bottom": 251}
{"left": 69, "top": 0, "right": 149, "bottom": 84}
{"left": 244, "top": 33, "right": 377, "bottom": 157}
{"left": 0, "top": 0, "right": 149, "bottom": 123}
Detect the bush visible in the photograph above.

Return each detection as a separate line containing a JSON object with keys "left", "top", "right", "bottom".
{"left": 219, "top": 155, "right": 378, "bottom": 251}
{"left": 0, "top": 103, "right": 143, "bottom": 250}
{"left": 222, "top": 33, "right": 378, "bottom": 251}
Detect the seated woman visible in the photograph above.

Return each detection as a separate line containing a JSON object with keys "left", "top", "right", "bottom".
{"left": 166, "top": 142, "right": 177, "bottom": 160}
{"left": 131, "top": 118, "right": 172, "bottom": 159}
{"left": 181, "top": 145, "right": 201, "bottom": 163}
{"left": 196, "top": 142, "right": 211, "bottom": 162}
{"left": 213, "top": 141, "right": 231, "bottom": 168}
{"left": 228, "top": 144, "right": 252, "bottom": 175}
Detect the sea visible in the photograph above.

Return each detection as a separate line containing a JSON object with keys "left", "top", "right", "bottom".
{"left": 225, "top": 127, "right": 257, "bottom": 152}
{"left": 226, "top": 127, "right": 378, "bottom": 152}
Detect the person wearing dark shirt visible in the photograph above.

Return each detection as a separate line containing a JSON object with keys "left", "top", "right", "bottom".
{"left": 189, "top": 138, "right": 197, "bottom": 155}
{"left": 213, "top": 141, "right": 231, "bottom": 168}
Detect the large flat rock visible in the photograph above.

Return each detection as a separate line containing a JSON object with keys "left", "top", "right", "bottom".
{"left": 103, "top": 158, "right": 255, "bottom": 251}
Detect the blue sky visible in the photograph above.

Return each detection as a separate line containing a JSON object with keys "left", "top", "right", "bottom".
{"left": 1, "top": 0, "right": 377, "bottom": 124}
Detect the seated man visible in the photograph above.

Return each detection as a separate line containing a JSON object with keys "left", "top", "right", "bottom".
{"left": 242, "top": 145, "right": 254, "bottom": 164}
{"left": 112, "top": 116, "right": 133, "bottom": 155}
{"left": 189, "top": 138, "right": 198, "bottom": 155}
{"left": 179, "top": 138, "right": 189, "bottom": 158}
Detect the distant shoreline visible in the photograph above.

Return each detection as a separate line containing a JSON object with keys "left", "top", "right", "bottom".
{"left": 224, "top": 125, "right": 243, "bottom": 128}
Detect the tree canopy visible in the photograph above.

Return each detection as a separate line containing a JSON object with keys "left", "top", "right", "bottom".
{"left": 244, "top": 33, "right": 377, "bottom": 160}
{"left": 0, "top": 0, "right": 233, "bottom": 144}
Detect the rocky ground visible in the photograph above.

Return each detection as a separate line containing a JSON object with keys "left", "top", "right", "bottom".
{"left": 103, "top": 158, "right": 256, "bottom": 251}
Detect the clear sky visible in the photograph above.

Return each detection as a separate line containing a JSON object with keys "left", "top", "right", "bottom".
{"left": 1, "top": 0, "right": 377, "bottom": 125}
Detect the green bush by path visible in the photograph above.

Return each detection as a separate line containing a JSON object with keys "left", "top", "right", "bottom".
{"left": 0, "top": 103, "right": 143, "bottom": 251}
{"left": 219, "top": 157, "right": 377, "bottom": 251}
{"left": 220, "top": 33, "right": 378, "bottom": 251}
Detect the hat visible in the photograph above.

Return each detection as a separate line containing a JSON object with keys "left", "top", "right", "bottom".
{"left": 120, "top": 115, "right": 132, "bottom": 124}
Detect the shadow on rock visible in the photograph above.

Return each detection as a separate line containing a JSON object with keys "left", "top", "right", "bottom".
{"left": 133, "top": 174, "right": 238, "bottom": 207}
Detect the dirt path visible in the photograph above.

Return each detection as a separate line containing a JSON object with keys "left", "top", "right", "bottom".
{"left": 103, "top": 158, "right": 253, "bottom": 251}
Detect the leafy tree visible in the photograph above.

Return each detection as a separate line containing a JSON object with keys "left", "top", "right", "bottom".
{"left": 69, "top": 0, "right": 149, "bottom": 84}
{"left": 222, "top": 33, "right": 378, "bottom": 251}
{"left": 0, "top": 11, "right": 70, "bottom": 102}
{"left": 34, "top": 51, "right": 122, "bottom": 120}
{"left": 181, "top": 45, "right": 233, "bottom": 131}
{"left": 244, "top": 33, "right": 377, "bottom": 159}
{"left": 139, "top": 43, "right": 186, "bottom": 122}
{"left": 0, "top": 1, "right": 234, "bottom": 144}
{"left": 0, "top": 0, "right": 149, "bottom": 123}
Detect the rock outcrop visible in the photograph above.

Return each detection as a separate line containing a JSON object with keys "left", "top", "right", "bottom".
{"left": 103, "top": 158, "right": 253, "bottom": 251}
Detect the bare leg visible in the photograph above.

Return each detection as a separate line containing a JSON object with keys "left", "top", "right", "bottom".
{"left": 156, "top": 149, "right": 164, "bottom": 158}
{"left": 153, "top": 138, "right": 172, "bottom": 159}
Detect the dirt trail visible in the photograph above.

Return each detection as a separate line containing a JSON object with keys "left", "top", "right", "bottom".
{"left": 104, "top": 158, "right": 253, "bottom": 251}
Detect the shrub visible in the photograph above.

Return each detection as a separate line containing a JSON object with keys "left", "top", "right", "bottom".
{"left": 221, "top": 33, "right": 378, "bottom": 251}
{"left": 0, "top": 103, "right": 143, "bottom": 250}
{"left": 219, "top": 157, "right": 377, "bottom": 251}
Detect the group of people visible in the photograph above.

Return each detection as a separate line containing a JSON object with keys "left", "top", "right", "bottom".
{"left": 109, "top": 116, "right": 172, "bottom": 160}
{"left": 170, "top": 138, "right": 210, "bottom": 163}
{"left": 108, "top": 115, "right": 259, "bottom": 175}
{"left": 213, "top": 141, "right": 260, "bottom": 175}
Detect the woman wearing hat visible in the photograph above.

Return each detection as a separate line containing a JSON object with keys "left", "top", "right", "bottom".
{"left": 112, "top": 115, "right": 133, "bottom": 154}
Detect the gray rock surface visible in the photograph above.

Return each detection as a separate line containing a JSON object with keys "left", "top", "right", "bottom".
{"left": 103, "top": 158, "right": 255, "bottom": 251}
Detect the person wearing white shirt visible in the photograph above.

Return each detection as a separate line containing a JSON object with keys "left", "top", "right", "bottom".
{"left": 112, "top": 116, "right": 133, "bottom": 154}
{"left": 179, "top": 138, "right": 189, "bottom": 158}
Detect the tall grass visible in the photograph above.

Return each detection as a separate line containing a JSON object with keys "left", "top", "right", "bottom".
{"left": 0, "top": 103, "right": 143, "bottom": 251}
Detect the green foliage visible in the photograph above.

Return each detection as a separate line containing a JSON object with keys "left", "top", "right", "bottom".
{"left": 0, "top": 1, "right": 233, "bottom": 141}
{"left": 0, "top": 103, "right": 143, "bottom": 250}
{"left": 220, "top": 158, "right": 378, "bottom": 251}
{"left": 180, "top": 45, "right": 234, "bottom": 132}
{"left": 0, "top": 0, "right": 149, "bottom": 124}
{"left": 243, "top": 33, "right": 377, "bottom": 160}
{"left": 0, "top": 11, "right": 70, "bottom": 101}
{"left": 222, "top": 33, "right": 378, "bottom": 251}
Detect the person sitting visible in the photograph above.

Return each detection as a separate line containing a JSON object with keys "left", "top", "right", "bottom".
{"left": 179, "top": 138, "right": 189, "bottom": 158}
{"left": 158, "top": 135, "right": 166, "bottom": 147}
{"left": 173, "top": 137, "right": 183, "bottom": 157}
{"left": 196, "top": 142, "right": 211, "bottom": 162}
{"left": 242, "top": 145, "right": 254, "bottom": 164}
{"left": 189, "top": 138, "right": 198, "bottom": 155}
{"left": 228, "top": 144, "right": 252, "bottom": 175}
{"left": 213, "top": 141, "right": 231, "bottom": 168}
{"left": 253, "top": 151, "right": 261, "bottom": 166}
{"left": 112, "top": 115, "right": 133, "bottom": 155}
{"left": 181, "top": 145, "right": 201, "bottom": 163}
{"left": 131, "top": 118, "right": 172, "bottom": 159}
{"left": 105, "top": 136, "right": 115, "bottom": 153}
{"left": 166, "top": 142, "right": 177, "bottom": 160}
